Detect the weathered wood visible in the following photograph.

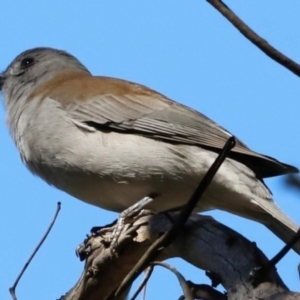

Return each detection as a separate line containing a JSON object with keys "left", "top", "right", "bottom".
{"left": 61, "top": 213, "right": 300, "bottom": 300}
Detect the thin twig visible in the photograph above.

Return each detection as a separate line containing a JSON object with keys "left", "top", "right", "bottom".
{"left": 251, "top": 228, "right": 300, "bottom": 284}
{"left": 111, "top": 137, "right": 236, "bottom": 298}
{"left": 9, "top": 202, "right": 62, "bottom": 300}
{"left": 270, "top": 229, "right": 300, "bottom": 266}
{"left": 130, "top": 266, "right": 154, "bottom": 300}
{"left": 207, "top": 0, "right": 300, "bottom": 77}
{"left": 150, "top": 261, "right": 194, "bottom": 300}
{"left": 253, "top": 174, "right": 300, "bottom": 276}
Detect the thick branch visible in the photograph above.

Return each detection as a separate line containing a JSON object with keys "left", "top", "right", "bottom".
{"left": 61, "top": 213, "right": 300, "bottom": 300}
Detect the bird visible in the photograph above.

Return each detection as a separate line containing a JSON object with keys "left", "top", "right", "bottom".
{"left": 1, "top": 47, "right": 299, "bottom": 254}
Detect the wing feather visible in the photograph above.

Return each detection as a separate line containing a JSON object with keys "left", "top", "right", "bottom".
{"left": 56, "top": 76, "right": 298, "bottom": 178}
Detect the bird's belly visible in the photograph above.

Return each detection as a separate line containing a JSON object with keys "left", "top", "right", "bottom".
{"left": 25, "top": 128, "right": 214, "bottom": 212}
{"left": 24, "top": 126, "right": 271, "bottom": 214}
{"left": 55, "top": 171, "right": 207, "bottom": 212}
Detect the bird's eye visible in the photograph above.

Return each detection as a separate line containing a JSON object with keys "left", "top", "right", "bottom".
{"left": 20, "top": 57, "right": 35, "bottom": 69}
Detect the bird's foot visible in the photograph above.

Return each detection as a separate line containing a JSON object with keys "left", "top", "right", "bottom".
{"left": 76, "top": 196, "right": 154, "bottom": 259}
{"left": 108, "top": 196, "right": 154, "bottom": 254}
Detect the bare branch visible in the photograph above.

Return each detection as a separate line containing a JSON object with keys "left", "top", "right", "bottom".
{"left": 207, "top": 0, "right": 300, "bottom": 77}
{"left": 61, "top": 213, "right": 299, "bottom": 300}
{"left": 150, "top": 261, "right": 194, "bottom": 300}
{"left": 10, "top": 202, "right": 61, "bottom": 300}
{"left": 129, "top": 266, "right": 153, "bottom": 300}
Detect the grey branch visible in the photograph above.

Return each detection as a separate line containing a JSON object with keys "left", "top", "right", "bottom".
{"left": 60, "top": 213, "right": 300, "bottom": 300}
{"left": 207, "top": 0, "right": 300, "bottom": 78}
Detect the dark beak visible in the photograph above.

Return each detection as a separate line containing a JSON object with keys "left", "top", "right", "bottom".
{"left": 0, "top": 73, "right": 5, "bottom": 90}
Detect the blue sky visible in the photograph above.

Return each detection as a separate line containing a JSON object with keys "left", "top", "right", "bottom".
{"left": 1, "top": 1, "right": 300, "bottom": 299}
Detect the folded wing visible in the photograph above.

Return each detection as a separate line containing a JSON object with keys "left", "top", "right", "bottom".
{"left": 60, "top": 76, "right": 298, "bottom": 178}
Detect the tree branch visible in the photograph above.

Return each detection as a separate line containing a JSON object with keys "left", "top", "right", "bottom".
{"left": 207, "top": 0, "right": 300, "bottom": 77}
{"left": 61, "top": 213, "right": 299, "bottom": 300}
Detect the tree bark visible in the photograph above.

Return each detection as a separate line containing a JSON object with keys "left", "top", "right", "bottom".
{"left": 60, "top": 213, "right": 300, "bottom": 300}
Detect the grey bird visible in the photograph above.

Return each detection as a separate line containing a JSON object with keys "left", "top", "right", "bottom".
{"left": 1, "top": 47, "right": 299, "bottom": 253}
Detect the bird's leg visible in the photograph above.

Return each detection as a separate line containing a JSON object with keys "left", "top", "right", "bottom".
{"left": 77, "top": 196, "right": 154, "bottom": 259}
{"left": 89, "top": 196, "right": 155, "bottom": 255}
{"left": 108, "top": 196, "right": 154, "bottom": 253}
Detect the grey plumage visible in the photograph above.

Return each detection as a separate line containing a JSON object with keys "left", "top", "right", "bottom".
{"left": 1, "top": 47, "right": 299, "bottom": 254}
